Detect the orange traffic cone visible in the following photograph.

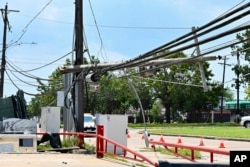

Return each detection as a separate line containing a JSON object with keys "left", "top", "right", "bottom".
{"left": 141, "top": 134, "right": 145, "bottom": 140}
{"left": 177, "top": 136, "right": 182, "bottom": 144}
{"left": 159, "top": 135, "right": 165, "bottom": 142}
{"left": 199, "top": 136, "right": 205, "bottom": 146}
{"left": 219, "top": 137, "right": 225, "bottom": 148}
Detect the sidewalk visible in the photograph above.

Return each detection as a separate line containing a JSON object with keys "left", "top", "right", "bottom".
{"left": 2, "top": 128, "right": 245, "bottom": 167}
{"left": 0, "top": 153, "right": 136, "bottom": 167}
{"left": 84, "top": 129, "right": 231, "bottom": 166}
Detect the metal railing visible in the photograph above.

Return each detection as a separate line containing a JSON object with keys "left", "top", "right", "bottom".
{"left": 149, "top": 138, "right": 229, "bottom": 163}
{"left": 37, "top": 126, "right": 230, "bottom": 166}
{"left": 37, "top": 125, "right": 158, "bottom": 167}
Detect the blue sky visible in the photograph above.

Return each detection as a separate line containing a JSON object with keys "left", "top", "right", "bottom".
{"left": 0, "top": 0, "right": 248, "bottom": 102}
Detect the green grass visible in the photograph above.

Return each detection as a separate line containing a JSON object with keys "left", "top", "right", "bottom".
{"left": 37, "top": 143, "right": 52, "bottom": 151}
{"left": 129, "top": 122, "right": 249, "bottom": 139}
{"left": 61, "top": 137, "right": 78, "bottom": 147}
{"left": 104, "top": 153, "right": 148, "bottom": 167}
{"left": 37, "top": 137, "right": 96, "bottom": 152}
{"left": 147, "top": 127, "right": 250, "bottom": 139}
{"left": 128, "top": 122, "right": 239, "bottom": 128}
{"left": 153, "top": 146, "right": 201, "bottom": 159}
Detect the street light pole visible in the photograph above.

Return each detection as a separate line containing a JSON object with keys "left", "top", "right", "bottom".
{"left": 124, "top": 69, "right": 149, "bottom": 147}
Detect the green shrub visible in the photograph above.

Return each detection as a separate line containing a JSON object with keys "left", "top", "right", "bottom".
{"left": 61, "top": 136, "right": 78, "bottom": 147}
{"left": 154, "top": 146, "right": 201, "bottom": 159}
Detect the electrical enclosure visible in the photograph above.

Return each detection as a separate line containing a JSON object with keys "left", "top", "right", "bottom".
{"left": 95, "top": 114, "right": 127, "bottom": 155}
{"left": 40, "top": 107, "right": 60, "bottom": 133}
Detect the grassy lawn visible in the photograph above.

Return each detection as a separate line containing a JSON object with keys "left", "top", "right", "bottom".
{"left": 128, "top": 122, "right": 250, "bottom": 139}
{"left": 147, "top": 127, "right": 250, "bottom": 139}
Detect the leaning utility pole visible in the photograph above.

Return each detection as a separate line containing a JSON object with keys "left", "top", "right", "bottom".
{"left": 192, "top": 27, "right": 209, "bottom": 92}
{"left": 0, "top": 4, "right": 19, "bottom": 98}
{"left": 74, "top": 0, "right": 84, "bottom": 133}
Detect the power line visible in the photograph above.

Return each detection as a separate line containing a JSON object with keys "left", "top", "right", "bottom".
{"left": 110, "top": 24, "right": 249, "bottom": 73}
{"left": 87, "top": 0, "right": 108, "bottom": 61}
{"left": 6, "top": 67, "right": 39, "bottom": 87}
{"left": 89, "top": 2, "right": 250, "bottom": 76}
{"left": 132, "top": 76, "right": 203, "bottom": 88}
{"left": 8, "top": 0, "right": 53, "bottom": 47}
{"left": 10, "top": 50, "right": 73, "bottom": 72}
{"left": 5, "top": 69, "right": 38, "bottom": 96}
{"left": 84, "top": 24, "right": 191, "bottom": 30}
{"left": 0, "top": 41, "right": 37, "bottom": 54}
{"left": 4, "top": 80, "right": 37, "bottom": 87}
{"left": 14, "top": 14, "right": 192, "bottom": 30}
{"left": 213, "top": 0, "right": 246, "bottom": 20}
{"left": 6, "top": 66, "right": 64, "bottom": 97}
{"left": 6, "top": 60, "right": 62, "bottom": 82}
{"left": 5, "top": 60, "right": 64, "bottom": 66}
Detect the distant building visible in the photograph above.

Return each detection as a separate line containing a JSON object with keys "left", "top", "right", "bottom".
{"left": 225, "top": 101, "right": 250, "bottom": 116}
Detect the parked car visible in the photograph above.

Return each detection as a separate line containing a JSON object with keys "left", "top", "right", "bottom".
{"left": 240, "top": 116, "right": 250, "bottom": 128}
{"left": 83, "top": 114, "right": 96, "bottom": 132}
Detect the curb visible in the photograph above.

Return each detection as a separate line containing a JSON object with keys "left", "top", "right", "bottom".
{"left": 150, "top": 133, "right": 250, "bottom": 142}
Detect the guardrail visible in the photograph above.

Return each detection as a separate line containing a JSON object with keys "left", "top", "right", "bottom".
{"left": 95, "top": 125, "right": 158, "bottom": 166}
{"left": 37, "top": 125, "right": 158, "bottom": 167}
{"left": 148, "top": 139, "right": 230, "bottom": 163}
{"left": 37, "top": 126, "right": 230, "bottom": 167}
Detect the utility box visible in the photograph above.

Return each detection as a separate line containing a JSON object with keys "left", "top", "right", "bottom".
{"left": 40, "top": 107, "right": 60, "bottom": 133}
{"left": 95, "top": 114, "right": 127, "bottom": 155}
{"left": 1, "top": 118, "right": 37, "bottom": 134}
{"left": 0, "top": 134, "right": 37, "bottom": 153}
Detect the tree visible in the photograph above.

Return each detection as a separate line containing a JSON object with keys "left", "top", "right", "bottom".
{"left": 245, "top": 88, "right": 250, "bottom": 100}
{"left": 231, "top": 29, "right": 250, "bottom": 98}
{"left": 146, "top": 51, "right": 221, "bottom": 123}
{"left": 150, "top": 99, "right": 163, "bottom": 123}
{"left": 88, "top": 68, "right": 154, "bottom": 118}
{"left": 28, "top": 59, "right": 71, "bottom": 117}
{"left": 89, "top": 71, "right": 133, "bottom": 114}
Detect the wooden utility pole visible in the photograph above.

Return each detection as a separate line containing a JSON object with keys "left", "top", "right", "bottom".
{"left": 0, "top": 4, "right": 19, "bottom": 97}
{"left": 236, "top": 51, "right": 240, "bottom": 123}
{"left": 74, "top": 0, "right": 84, "bottom": 133}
